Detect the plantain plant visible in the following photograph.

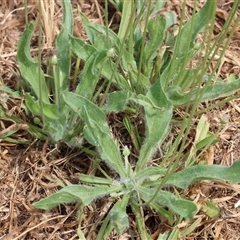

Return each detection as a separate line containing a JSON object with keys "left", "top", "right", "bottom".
{"left": 15, "top": 0, "right": 240, "bottom": 238}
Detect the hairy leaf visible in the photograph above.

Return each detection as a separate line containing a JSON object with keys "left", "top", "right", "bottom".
{"left": 33, "top": 185, "right": 123, "bottom": 211}
{"left": 166, "top": 161, "right": 240, "bottom": 189}
{"left": 62, "top": 92, "right": 126, "bottom": 177}
{"left": 176, "top": 0, "right": 216, "bottom": 58}
{"left": 139, "top": 186, "right": 198, "bottom": 219}
{"left": 17, "top": 23, "right": 49, "bottom": 103}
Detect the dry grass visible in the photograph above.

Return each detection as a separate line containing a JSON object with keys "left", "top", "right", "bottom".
{"left": 1, "top": 0, "right": 240, "bottom": 239}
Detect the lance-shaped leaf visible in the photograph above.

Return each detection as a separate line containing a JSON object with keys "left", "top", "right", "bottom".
{"left": 139, "top": 186, "right": 198, "bottom": 219}
{"left": 103, "top": 90, "right": 130, "bottom": 113}
{"left": 167, "top": 79, "right": 240, "bottom": 106}
{"left": 17, "top": 23, "right": 49, "bottom": 103}
{"left": 143, "top": 15, "right": 166, "bottom": 75}
{"left": 55, "top": 0, "right": 73, "bottom": 92}
{"left": 166, "top": 161, "right": 240, "bottom": 189}
{"left": 70, "top": 36, "right": 96, "bottom": 61}
{"left": 176, "top": 0, "right": 216, "bottom": 58}
{"left": 62, "top": 92, "right": 126, "bottom": 178}
{"left": 135, "top": 166, "right": 167, "bottom": 183}
{"left": 33, "top": 185, "right": 123, "bottom": 211}
{"left": 97, "top": 195, "right": 130, "bottom": 239}
{"left": 75, "top": 50, "right": 109, "bottom": 99}
{"left": 135, "top": 78, "right": 173, "bottom": 172}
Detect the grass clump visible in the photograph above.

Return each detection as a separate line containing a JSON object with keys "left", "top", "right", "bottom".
{"left": 11, "top": 0, "right": 240, "bottom": 238}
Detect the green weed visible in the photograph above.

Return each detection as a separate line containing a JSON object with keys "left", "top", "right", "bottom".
{"left": 17, "top": 0, "right": 83, "bottom": 146}
{"left": 15, "top": 0, "right": 240, "bottom": 238}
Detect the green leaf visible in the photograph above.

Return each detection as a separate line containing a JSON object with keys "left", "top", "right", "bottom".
{"left": 202, "top": 200, "right": 220, "bottom": 219}
{"left": 103, "top": 86, "right": 172, "bottom": 173}
{"left": 135, "top": 167, "right": 167, "bottom": 183}
{"left": 160, "top": 47, "right": 199, "bottom": 90}
{"left": 176, "top": 0, "right": 216, "bottom": 58}
{"left": 103, "top": 90, "right": 130, "bottom": 112}
{"left": 82, "top": 108, "right": 126, "bottom": 177}
{"left": 136, "top": 79, "right": 173, "bottom": 172}
{"left": 143, "top": 15, "right": 166, "bottom": 75}
{"left": 195, "top": 115, "right": 209, "bottom": 142}
{"left": 197, "top": 79, "right": 240, "bottom": 101}
{"left": 56, "top": 30, "right": 70, "bottom": 91}
{"left": 70, "top": 36, "right": 96, "bottom": 61}
{"left": 79, "top": 174, "right": 113, "bottom": 185}
{"left": 159, "top": 0, "right": 216, "bottom": 90}
{"left": 55, "top": 0, "right": 73, "bottom": 92}
{"left": 97, "top": 194, "right": 130, "bottom": 239}
{"left": 25, "top": 94, "right": 59, "bottom": 119}
{"left": 139, "top": 186, "right": 198, "bottom": 219}
{"left": 43, "top": 120, "right": 66, "bottom": 142}
{"left": 17, "top": 23, "right": 49, "bottom": 103}
{"left": 167, "top": 79, "right": 240, "bottom": 106}
{"left": 152, "top": 0, "right": 166, "bottom": 12}
{"left": 33, "top": 185, "right": 123, "bottom": 211}
{"left": 79, "top": 12, "right": 97, "bottom": 45}
{"left": 80, "top": 11, "right": 120, "bottom": 47}
{"left": 163, "top": 11, "right": 177, "bottom": 29}
{"left": 32, "top": 191, "right": 79, "bottom": 211}
{"left": 71, "top": 38, "right": 129, "bottom": 90}
{"left": 75, "top": 50, "right": 108, "bottom": 98}
{"left": 62, "top": 92, "right": 126, "bottom": 178}
{"left": 109, "top": 198, "right": 129, "bottom": 234}
{"left": 166, "top": 161, "right": 240, "bottom": 189}
{"left": 0, "top": 86, "right": 21, "bottom": 98}
{"left": 62, "top": 0, "right": 73, "bottom": 33}
{"left": 74, "top": 13, "right": 137, "bottom": 90}
{"left": 185, "top": 115, "right": 216, "bottom": 166}
{"left": 195, "top": 134, "right": 217, "bottom": 151}
{"left": 174, "top": 68, "right": 197, "bottom": 90}
{"left": 118, "top": 0, "right": 133, "bottom": 41}
{"left": 25, "top": 93, "right": 70, "bottom": 142}
{"left": 157, "top": 230, "right": 179, "bottom": 240}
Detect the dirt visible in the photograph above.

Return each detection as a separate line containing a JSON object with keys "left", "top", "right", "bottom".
{"left": 1, "top": 1, "right": 240, "bottom": 239}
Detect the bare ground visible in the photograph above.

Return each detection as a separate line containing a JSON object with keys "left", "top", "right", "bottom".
{"left": 1, "top": 1, "right": 240, "bottom": 239}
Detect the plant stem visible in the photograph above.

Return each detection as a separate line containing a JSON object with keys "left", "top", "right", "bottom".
{"left": 52, "top": 64, "right": 59, "bottom": 107}
{"left": 136, "top": 0, "right": 152, "bottom": 94}
{"left": 73, "top": 57, "right": 81, "bottom": 86}
{"left": 24, "top": 0, "right": 28, "bottom": 25}
{"left": 38, "top": 0, "right": 44, "bottom": 122}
